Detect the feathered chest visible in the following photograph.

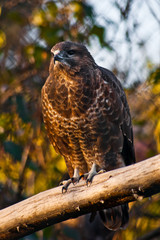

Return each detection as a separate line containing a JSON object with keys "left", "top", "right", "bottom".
{"left": 44, "top": 70, "right": 96, "bottom": 118}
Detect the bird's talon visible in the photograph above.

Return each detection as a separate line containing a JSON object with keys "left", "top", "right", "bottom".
{"left": 59, "top": 181, "right": 63, "bottom": 186}
{"left": 86, "top": 179, "right": 89, "bottom": 186}
{"left": 98, "top": 169, "right": 106, "bottom": 174}
{"left": 71, "top": 177, "right": 75, "bottom": 183}
{"left": 86, "top": 179, "right": 92, "bottom": 186}
{"left": 61, "top": 178, "right": 72, "bottom": 193}
{"left": 62, "top": 186, "right": 67, "bottom": 193}
{"left": 71, "top": 178, "right": 79, "bottom": 185}
{"left": 72, "top": 176, "right": 81, "bottom": 184}
{"left": 79, "top": 174, "right": 84, "bottom": 180}
{"left": 83, "top": 173, "right": 89, "bottom": 180}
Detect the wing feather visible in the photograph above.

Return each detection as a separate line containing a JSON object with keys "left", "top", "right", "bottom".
{"left": 99, "top": 67, "right": 135, "bottom": 164}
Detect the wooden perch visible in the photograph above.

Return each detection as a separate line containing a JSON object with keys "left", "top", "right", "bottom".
{"left": 0, "top": 154, "right": 160, "bottom": 240}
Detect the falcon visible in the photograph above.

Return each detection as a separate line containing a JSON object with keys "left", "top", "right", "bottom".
{"left": 41, "top": 41, "right": 135, "bottom": 230}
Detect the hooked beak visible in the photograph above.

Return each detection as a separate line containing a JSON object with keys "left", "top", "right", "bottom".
{"left": 54, "top": 53, "right": 63, "bottom": 64}
{"left": 51, "top": 49, "right": 70, "bottom": 67}
{"left": 53, "top": 50, "right": 65, "bottom": 64}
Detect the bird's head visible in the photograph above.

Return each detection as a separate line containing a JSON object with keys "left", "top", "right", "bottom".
{"left": 50, "top": 41, "right": 95, "bottom": 72}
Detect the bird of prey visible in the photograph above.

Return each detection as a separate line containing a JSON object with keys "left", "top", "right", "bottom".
{"left": 41, "top": 41, "right": 135, "bottom": 230}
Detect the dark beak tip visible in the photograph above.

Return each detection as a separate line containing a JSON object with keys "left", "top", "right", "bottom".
{"left": 54, "top": 54, "right": 63, "bottom": 64}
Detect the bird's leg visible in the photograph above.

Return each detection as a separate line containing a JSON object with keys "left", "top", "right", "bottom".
{"left": 80, "top": 163, "right": 97, "bottom": 185}
{"left": 86, "top": 163, "right": 98, "bottom": 185}
{"left": 62, "top": 168, "right": 80, "bottom": 193}
{"left": 71, "top": 168, "right": 81, "bottom": 184}
{"left": 81, "top": 163, "right": 106, "bottom": 186}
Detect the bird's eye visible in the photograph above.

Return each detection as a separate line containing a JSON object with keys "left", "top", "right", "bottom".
{"left": 67, "top": 50, "right": 76, "bottom": 55}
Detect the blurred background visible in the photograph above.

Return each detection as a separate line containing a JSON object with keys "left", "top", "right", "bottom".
{"left": 0, "top": 0, "right": 160, "bottom": 239}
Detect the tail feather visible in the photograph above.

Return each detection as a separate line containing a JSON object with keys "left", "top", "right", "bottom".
{"left": 99, "top": 204, "right": 129, "bottom": 231}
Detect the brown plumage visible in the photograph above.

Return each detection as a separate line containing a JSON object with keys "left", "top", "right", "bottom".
{"left": 41, "top": 41, "right": 135, "bottom": 231}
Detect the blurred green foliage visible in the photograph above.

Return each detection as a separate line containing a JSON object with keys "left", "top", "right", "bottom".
{"left": 0, "top": 0, "right": 160, "bottom": 239}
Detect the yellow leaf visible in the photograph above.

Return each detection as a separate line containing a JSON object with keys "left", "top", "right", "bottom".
{"left": 32, "top": 9, "right": 45, "bottom": 26}
{"left": 69, "top": 2, "right": 82, "bottom": 13}
{"left": 0, "top": 30, "right": 6, "bottom": 48}
{"left": 152, "top": 82, "right": 160, "bottom": 95}
{"left": 154, "top": 120, "right": 160, "bottom": 153}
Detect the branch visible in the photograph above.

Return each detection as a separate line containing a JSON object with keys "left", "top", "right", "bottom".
{"left": 137, "top": 227, "right": 160, "bottom": 240}
{"left": 0, "top": 154, "right": 160, "bottom": 240}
